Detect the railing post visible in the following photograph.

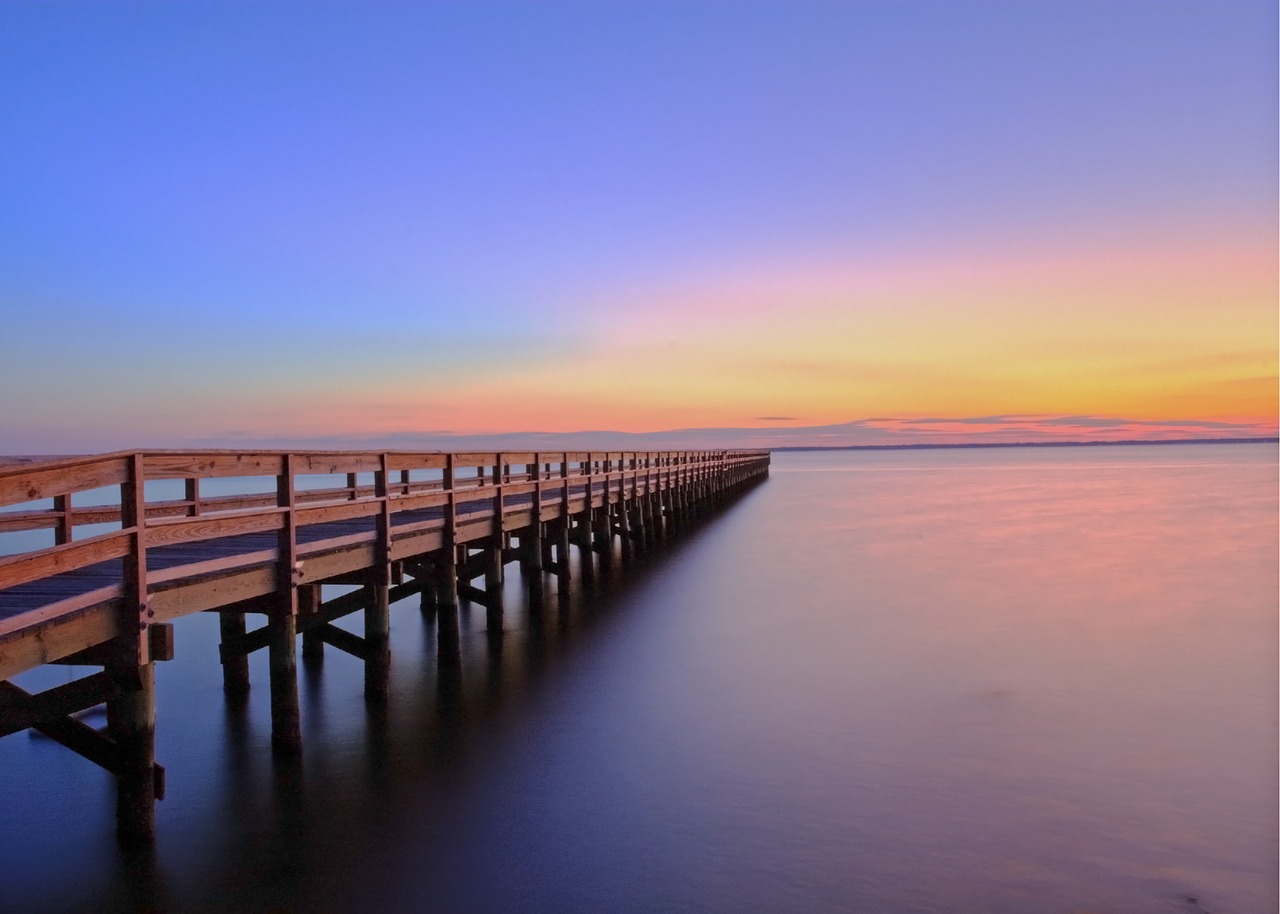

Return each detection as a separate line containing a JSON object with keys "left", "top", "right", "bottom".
{"left": 657, "top": 453, "right": 666, "bottom": 534}
{"left": 442, "top": 453, "right": 458, "bottom": 601}
{"left": 586, "top": 448, "right": 593, "bottom": 540}
{"left": 184, "top": 477, "right": 201, "bottom": 517}
{"left": 120, "top": 453, "right": 151, "bottom": 665}
{"left": 52, "top": 494, "right": 72, "bottom": 546}
{"left": 555, "top": 453, "right": 572, "bottom": 582}
{"left": 375, "top": 453, "right": 392, "bottom": 581}
{"left": 269, "top": 454, "right": 301, "bottom": 754}
{"left": 526, "top": 452, "right": 544, "bottom": 605}
{"left": 628, "top": 457, "right": 639, "bottom": 551}
{"left": 583, "top": 451, "right": 594, "bottom": 542}
{"left": 488, "top": 455, "right": 504, "bottom": 591}
{"left": 588, "top": 453, "right": 609, "bottom": 553}
{"left": 644, "top": 453, "right": 658, "bottom": 546}
{"left": 670, "top": 453, "right": 680, "bottom": 529}
{"left": 483, "top": 454, "right": 505, "bottom": 630}
{"left": 365, "top": 455, "right": 392, "bottom": 699}
{"left": 439, "top": 454, "right": 458, "bottom": 611}
{"left": 679, "top": 451, "right": 689, "bottom": 527}
{"left": 112, "top": 452, "right": 157, "bottom": 843}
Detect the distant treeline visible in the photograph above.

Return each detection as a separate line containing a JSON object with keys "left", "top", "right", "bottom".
{"left": 772, "top": 438, "right": 1279, "bottom": 453}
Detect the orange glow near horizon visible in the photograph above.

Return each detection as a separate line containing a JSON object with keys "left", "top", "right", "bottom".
{"left": 405, "top": 230, "right": 1276, "bottom": 437}
{"left": 158, "top": 230, "right": 1275, "bottom": 446}
{"left": 5, "top": 227, "right": 1274, "bottom": 453}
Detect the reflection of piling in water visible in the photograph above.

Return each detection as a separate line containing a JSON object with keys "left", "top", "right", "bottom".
{"left": 0, "top": 449, "right": 769, "bottom": 845}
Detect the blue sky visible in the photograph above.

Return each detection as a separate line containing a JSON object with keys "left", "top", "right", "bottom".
{"left": 1, "top": 1, "right": 1275, "bottom": 452}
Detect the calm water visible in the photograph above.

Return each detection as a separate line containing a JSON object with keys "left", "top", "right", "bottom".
{"left": 1, "top": 444, "right": 1275, "bottom": 913}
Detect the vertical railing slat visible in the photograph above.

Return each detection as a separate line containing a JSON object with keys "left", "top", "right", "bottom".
{"left": 121, "top": 453, "right": 150, "bottom": 664}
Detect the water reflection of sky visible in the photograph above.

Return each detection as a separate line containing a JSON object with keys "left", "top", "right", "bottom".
{"left": 0, "top": 444, "right": 1274, "bottom": 913}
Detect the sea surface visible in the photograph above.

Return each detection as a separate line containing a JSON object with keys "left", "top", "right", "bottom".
{"left": 0, "top": 443, "right": 1275, "bottom": 913}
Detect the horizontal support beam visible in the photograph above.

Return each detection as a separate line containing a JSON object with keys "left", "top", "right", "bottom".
{"left": 314, "top": 622, "right": 369, "bottom": 661}
{"left": 52, "top": 623, "right": 174, "bottom": 667}
{"left": 457, "top": 582, "right": 491, "bottom": 606}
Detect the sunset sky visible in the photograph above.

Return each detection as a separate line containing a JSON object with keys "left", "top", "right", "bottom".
{"left": 1, "top": 1, "right": 1275, "bottom": 453}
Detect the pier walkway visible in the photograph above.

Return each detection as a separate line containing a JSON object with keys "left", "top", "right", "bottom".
{"left": 0, "top": 448, "right": 770, "bottom": 842}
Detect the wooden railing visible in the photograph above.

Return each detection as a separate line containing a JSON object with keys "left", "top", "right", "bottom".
{"left": 0, "top": 449, "right": 771, "bottom": 632}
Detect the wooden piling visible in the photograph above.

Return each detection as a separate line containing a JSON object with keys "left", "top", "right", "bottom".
{"left": 365, "top": 583, "right": 391, "bottom": 700}
{"left": 526, "top": 532, "right": 545, "bottom": 606}
{"left": 219, "top": 612, "right": 250, "bottom": 697}
{"left": 439, "top": 455, "right": 459, "bottom": 609}
{"left": 267, "top": 612, "right": 301, "bottom": 754}
{"left": 484, "top": 539, "right": 503, "bottom": 599}
{"left": 419, "top": 557, "right": 440, "bottom": 619}
{"left": 106, "top": 662, "right": 156, "bottom": 844}
{"left": 437, "top": 563, "right": 460, "bottom": 648}
{"left": 301, "top": 585, "right": 324, "bottom": 664}
{"left": 524, "top": 452, "right": 545, "bottom": 605}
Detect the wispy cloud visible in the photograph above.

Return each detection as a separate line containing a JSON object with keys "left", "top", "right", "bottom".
{"left": 174, "top": 413, "right": 1277, "bottom": 453}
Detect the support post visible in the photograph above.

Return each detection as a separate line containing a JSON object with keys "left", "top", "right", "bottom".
{"left": 107, "top": 663, "right": 156, "bottom": 845}
{"left": 268, "top": 613, "right": 301, "bottom": 754}
{"left": 219, "top": 611, "right": 250, "bottom": 697}
{"left": 656, "top": 463, "right": 669, "bottom": 541}
{"left": 619, "top": 463, "right": 634, "bottom": 559}
{"left": 301, "top": 584, "right": 324, "bottom": 664}
{"left": 363, "top": 456, "right": 394, "bottom": 699}
{"left": 365, "top": 582, "right": 391, "bottom": 700}
{"left": 433, "top": 455, "right": 460, "bottom": 648}
{"left": 419, "top": 557, "right": 439, "bottom": 619}
{"left": 121, "top": 453, "right": 151, "bottom": 666}
{"left": 270, "top": 454, "right": 301, "bottom": 754}
{"left": 485, "top": 457, "right": 505, "bottom": 606}
{"left": 440, "top": 456, "right": 459, "bottom": 606}
{"left": 488, "top": 456, "right": 505, "bottom": 590}
{"left": 526, "top": 453, "right": 545, "bottom": 605}
{"left": 437, "top": 559, "right": 460, "bottom": 649}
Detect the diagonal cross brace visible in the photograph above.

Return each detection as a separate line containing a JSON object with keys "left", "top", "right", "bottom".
{"left": 0, "top": 677, "right": 165, "bottom": 799}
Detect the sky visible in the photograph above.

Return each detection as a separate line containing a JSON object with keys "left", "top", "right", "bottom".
{"left": 1, "top": 1, "right": 1275, "bottom": 453}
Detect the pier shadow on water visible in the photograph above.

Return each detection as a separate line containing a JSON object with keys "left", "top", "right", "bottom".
{"left": 0, "top": 481, "right": 766, "bottom": 914}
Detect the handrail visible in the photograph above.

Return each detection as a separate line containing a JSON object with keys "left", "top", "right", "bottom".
{"left": 0, "top": 528, "right": 134, "bottom": 591}
{"left": 0, "top": 446, "right": 772, "bottom": 702}
{"left": 0, "top": 451, "right": 769, "bottom": 551}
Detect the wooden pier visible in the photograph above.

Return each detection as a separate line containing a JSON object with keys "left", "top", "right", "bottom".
{"left": 0, "top": 448, "right": 769, "bottom": 842}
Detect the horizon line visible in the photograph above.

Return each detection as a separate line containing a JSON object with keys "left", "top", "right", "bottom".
{"left": 3, "top": 436, "right": 1276, "bottom": 465}
{"left": 771, "top": 437, "right": 1279, "bottom": 453}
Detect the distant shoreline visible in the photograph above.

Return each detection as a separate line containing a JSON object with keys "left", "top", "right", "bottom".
{"left": 772, "top": 437, "right": 1279, "bottom": 453}
{"left": 0, "top": 455, "right": 70, "bottom": 466}
{"left": 1, "top": 437, "right": 1275, "bottom": 465}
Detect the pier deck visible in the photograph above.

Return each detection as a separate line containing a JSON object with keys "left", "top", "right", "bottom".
{"left": 0, "top": 448, "right": 770, "bottom": 842}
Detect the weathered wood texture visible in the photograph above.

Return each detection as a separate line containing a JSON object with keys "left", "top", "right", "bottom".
{"left": 0, "top": 449, "right": 769, "bottom": 681}
{"left": 0, "top": 447, "right": 768, "bottom": 844}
